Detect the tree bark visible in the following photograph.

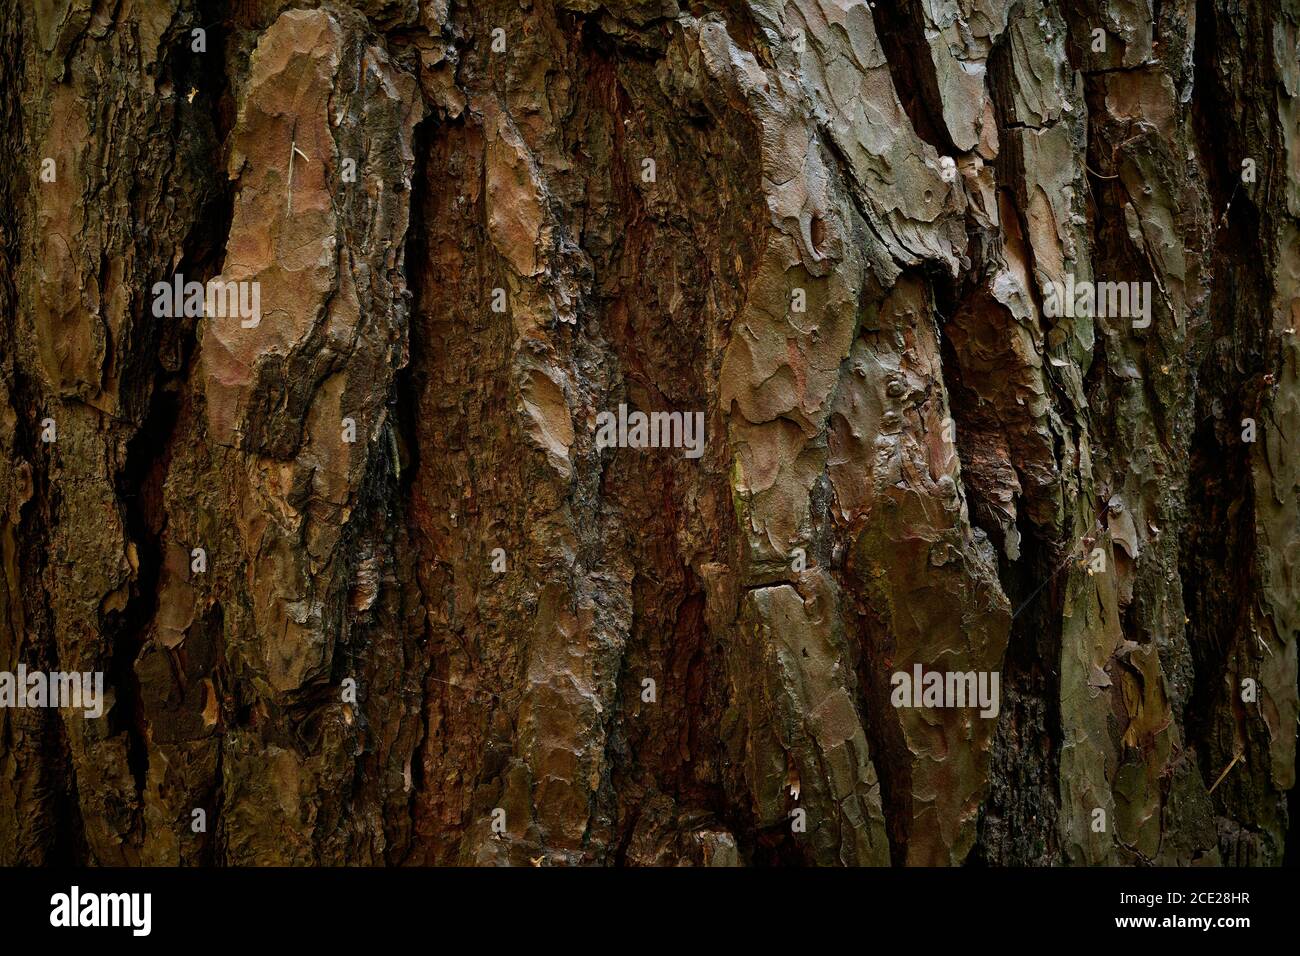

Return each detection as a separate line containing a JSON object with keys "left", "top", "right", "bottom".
{"left": 0, "top": 0, "right": 1297, "bottom": 866}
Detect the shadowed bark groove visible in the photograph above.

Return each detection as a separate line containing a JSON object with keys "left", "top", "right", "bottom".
{"left": 0, "top": 0, "right": 1296, "bottom": 867}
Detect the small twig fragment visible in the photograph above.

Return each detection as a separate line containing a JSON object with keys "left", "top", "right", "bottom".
{"left": 1209, "top": 751, "right": 1244, "bottom": 794}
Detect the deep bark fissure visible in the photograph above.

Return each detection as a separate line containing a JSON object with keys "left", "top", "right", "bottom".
{"left": 871, "top": 0, "right": 959, "bottom": 156}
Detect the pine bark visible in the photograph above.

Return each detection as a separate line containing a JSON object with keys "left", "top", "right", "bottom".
{"left": 0, "top": 0, "right": 1297, "bottom": 866}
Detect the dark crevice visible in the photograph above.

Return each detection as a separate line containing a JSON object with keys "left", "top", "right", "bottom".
{"left": 0, "top": 3, "right": 83, "bottom": 866}
{"left": 850, "top": 598, "right": 911, "bottom": 867}
{"left": 109, "top": 388, "right": 181, "bottom": 802}
{"left": 870, "top": 0, "right": 958, "bottom": 155}
{"left": 98, "top": 0, "right": 234, "bottom": 846}
{"left": 972, "top": 514, "right": 1064, "bottom": 865}
{"left": 932, "top": 253, "right": 1067, "bottom": 864}
{"left": 393, "top": 97, "right": 444, "bottom": 863}
{"left": 1181, "top": 0, "right": 1283, "bottom": 863}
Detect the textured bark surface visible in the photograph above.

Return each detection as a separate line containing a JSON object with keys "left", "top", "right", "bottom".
{"left": 0, "top": 0, "right": 1297, "bottom": 866}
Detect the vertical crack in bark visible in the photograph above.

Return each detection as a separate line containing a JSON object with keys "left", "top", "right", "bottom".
{"left": 1180, "top": 0, "right": 1292, "bottom": 865}
{"left": 870, "top": 0, "right": 960, "bottom": 155}
{"left": 390, "top": 103, "right": 438, "bottom": 865}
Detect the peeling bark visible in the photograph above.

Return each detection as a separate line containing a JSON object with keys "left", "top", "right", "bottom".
{"left": 1, "top": 0, "right": 1296, "bottom": 866}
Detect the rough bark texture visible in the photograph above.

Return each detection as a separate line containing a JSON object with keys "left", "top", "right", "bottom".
{"left": 0, "top": 0, "right": 1297, "bottom": 866}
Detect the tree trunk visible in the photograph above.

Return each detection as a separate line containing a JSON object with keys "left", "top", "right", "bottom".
{"left": 1, "top": 0, "right": 1296, "bottom": 867}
